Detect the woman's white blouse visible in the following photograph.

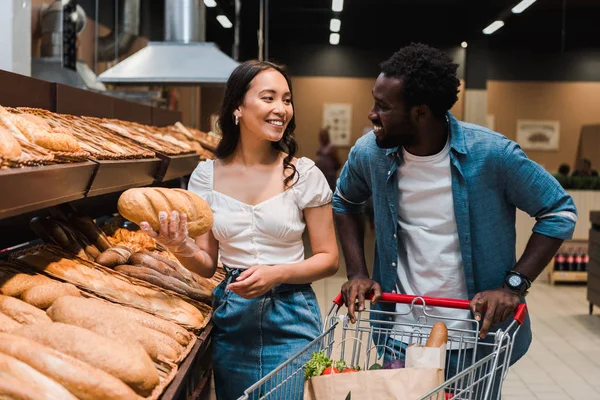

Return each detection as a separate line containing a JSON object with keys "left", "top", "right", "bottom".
{"left": 187, "top": 157, "right": 333, "bottom": 269}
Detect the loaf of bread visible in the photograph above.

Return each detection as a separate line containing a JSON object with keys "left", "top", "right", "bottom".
{"left": 48, "top": 296, "right": 183, "bottom": 363}
{"left": 0, "top": 374, "right": 48, "bottom": 400}
{"left": 14, "top": 322, "right": 158, "bottom": 396}
{"left": 95, "top": 245, "right": 133, "bottom": 267}
{"left": 0, "top": 333, "right": 140, "bottom": 400}
{"left": 0, "top": 273, "right": 53, "bottom": 297}
{"left": 0, "top": 312, "right": 21, "bottom": 333}
{"left": 29, "top": 216, "right": 90, "bottom": 260}
{"left": 425, "top": 322, "right": 448, "bottom": 348}
{"left": 0, "top": 295, "right": 52, "bottom": 325}
{"left": 20, "top": 281, "right": 81, "bottom": 309}
{"left": 0, "top": 351, "right": 77, "bottom": 400}
{"left": 69, "top": 214, "right": 112, "bottom": 252}
{"left": 117, "top": 187, "right": 213, "bottom": 237}
{"left": 6, "top": 111, "right": 81, "bottom": 153}
{"left": 0, "top": 119, "right": 22, "bottom": 159}
{"left": 16, "top": 250, "right": 205, "bottom": 329}
{"left": 129, "top": 251, "right": 190, "bottom": 283}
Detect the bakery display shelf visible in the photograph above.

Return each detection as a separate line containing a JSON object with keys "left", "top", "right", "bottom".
{"left": 0, "top": 161, "right": 97, "bottom": 220}
{"left": 162, "top": 323, "right": 213, "bottom": 400}
{"left": 86, "top": 158, "right": 162, "bottom": 198}
{"left": 154, "top": 153, "right": 200, "bottom": 183}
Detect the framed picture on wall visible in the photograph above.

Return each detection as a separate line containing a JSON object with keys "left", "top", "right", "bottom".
{"left": 516, "top": 119, "right": 560, "bottom": 151}
{"left": 322, "top": 103, "right": 352, "bottom": 146}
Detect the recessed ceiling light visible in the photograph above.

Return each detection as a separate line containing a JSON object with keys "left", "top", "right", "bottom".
{"left": 330, "top": 18, "right": 341, "bottom": 32}
{"left": 330, "top": 33, "right": 340, "bottom": 45}
{"left": 512, "top": 0, "right": 536, "bottom": 14}
{"left": 216, "top": 15, "right": 232, "bottom": 28}
{"left": 483, "top": 20, "right": 504, "bottom": 35}
{"left": 204, "top": 0, "right": 217, "bottom": 7}
{"left": 461, "top": 41, "right": 468, "bottom": 48}
{"left": 332, "top": 0, "right": 343, "bottom": 12}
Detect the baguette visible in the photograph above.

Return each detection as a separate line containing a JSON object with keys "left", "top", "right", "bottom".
{"left": 115, "top": 264, "right": 211, "bottom": 303}
{"left": 14, "top": 322, "right": 158, "bottom": 396}
{"left": 0, "top": 295, "right": 52, "bottom": 325}
{"left": 141, "top": 251, "right": 213, "bottom": 289}
{"left": 117, "top": 187, "right": 213, "bottom": 237}
{"left": 17, "top": 250, "right": 205, "bottom": 329}
{"left": 0, "top": 273, "right": 53, "bottom": 297}
{"left": 69, "top": 296, "right": 192, "bottom": 346}
{"left": 20, "top": 281, "right": 81, "bottom": 309}
{"left": 0, "top": 312, "right": 21, "bottom": 333}
{"left": 96, "top": 245, "right": 134, "bottom": 267}
{"left": 29, "top": 217, "right": 89, "bottom": 260}
{"left": 48, "top": 296, "right": 182, "bottom": 362}
{"left": 425, "top": 322, "right": 448, "bottom": 348}
{"left": 0, "top": 374, "right": 47, "bottom": 400}
{"left": 128, "top": 252, "right": 190, "bottom": 283}
{"left": 0, "top": 333, "right": 140, "bottom": 400}
{"left": 6, "top": 112, "right": 81, "bottom": 153}
{"left": 69, "top": 214, "right": 112, "bottom": 252}
{"left": 0, "top": 352, "right": 77, "bottom": 400}
{"left": 0, "top": 120, "right": 21, "bottom": 159}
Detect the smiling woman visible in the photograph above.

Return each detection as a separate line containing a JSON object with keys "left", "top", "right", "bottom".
{"left": 138, "top": 60, "right": 340, "bottom": 400}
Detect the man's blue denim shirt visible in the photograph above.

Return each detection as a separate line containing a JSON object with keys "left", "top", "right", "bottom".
{"left": 333, "top": 112, "right": 577, "bottom": 364}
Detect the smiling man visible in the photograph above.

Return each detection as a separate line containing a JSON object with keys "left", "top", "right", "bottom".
{"left": 332, "top": 43, "right": 577, "bottom": 380}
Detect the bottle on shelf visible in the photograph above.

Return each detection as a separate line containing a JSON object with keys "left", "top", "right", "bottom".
{"left": 575, "top": 248, "right": 584, "bottom": 272}
{"left": 565, "top": 248, "right": 575, "bottom": 271}
{"left": 554, "top": 251, "right": 565, "bottom": 271}
{"left": 582, "top": 250, "right": 589, "bottom": 272}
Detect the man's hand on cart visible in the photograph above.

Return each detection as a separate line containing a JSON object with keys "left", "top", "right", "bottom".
{"left": 470, "top": 288, "right": 520, "bottom": 339}
{"left": 341, "top": 277, "right": 382, "bottom": 323}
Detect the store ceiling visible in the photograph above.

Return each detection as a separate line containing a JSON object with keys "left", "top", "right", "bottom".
{"left": 207, "top": 0, "right": 600, "bottom": 54}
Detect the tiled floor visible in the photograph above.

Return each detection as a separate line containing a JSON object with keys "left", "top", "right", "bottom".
{"left": 208, "top": 228, "right": 600, "bottom": 399}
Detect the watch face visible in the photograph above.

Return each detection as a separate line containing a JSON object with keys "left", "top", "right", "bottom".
{"left": 508, "top": 274, "right": 523, "bottom": 288}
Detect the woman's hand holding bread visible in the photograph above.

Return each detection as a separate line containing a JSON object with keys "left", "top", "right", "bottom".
{"left": 139, "top": 211, "right": 201, "bottom": 258}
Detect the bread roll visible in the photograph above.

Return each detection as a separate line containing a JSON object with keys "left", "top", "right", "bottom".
{"left": 0, "top": 120, "right": 21, "bottom": 159}
{"left": 0, "top": 352, "right": 77, "bottom": 400}
{"left": 48, "top": 296, "right": 182, "bottom": 362}
{"left": 20, "top": 281, "right": 81, "bottom": 309}
{"left": 0, "top": 273, "right": 53, "bottom": 297}
{"left": 95, "top": 245, "right": 133, "bottom": 267}
{"left": 425, "top": 322, "right": 448, "bottom": 348}
{"left": 0, "top": 333, "right": 139, "bottom": 400}
{"left": 14, "top": 323, "right": 158, "bottom": 396}
{"left": 117, "top": 187, "right": 213, "bottom": 237}
{"left": 0, "top": 295, "right": 51, "bottom": 325}
{"left": 0, "top": 312, "right": 21, "bottom": 333}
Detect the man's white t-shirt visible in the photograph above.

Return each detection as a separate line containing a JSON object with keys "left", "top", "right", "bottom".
{"left": 394, "top": 138, "right": 472, "bottom": 343}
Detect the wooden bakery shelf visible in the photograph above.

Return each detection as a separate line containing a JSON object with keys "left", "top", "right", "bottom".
{"left": 86, "top": 158, "right": 162, "bottom": 198}
{"left": 0, "top": 162, "right": 97, "bottom": 220}
{"left": 162, "top": 323, "right": 213, "bottom": 400}
{"left": 154, "top": 153, "right": 200, "bottom": 183}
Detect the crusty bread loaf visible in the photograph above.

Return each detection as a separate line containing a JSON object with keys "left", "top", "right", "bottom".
{"left": 0, "top": 273, "right": 53, "bottom": 297}
{"left": 0, "top": 352, "right": 77, "bottom": 400}
{"left": 20, "top": 281, "right": 81, "bottom": 309}
{"left": 0, "top": 374, "right": 48, "bottom": 400}
{"left": 7, "top": 112, "right": 81, "bottom": 153}
{"left": 117, "top": 187, "right": 213, "bottom": 237}
{"left": 0, "top": 120, "right": 22, "bottom": 159}
{"left": 48, "top": 296, "right": 182, "bottom": 363}
{"left": 0, "top": 312, "right": 21, "bottom": 333}
{"left": 95, "top": 245, "right": 133, "bottom": 267}
{"left": 425, "top": 322, "right": 448, "bottom": 348}
{"left": 14, "top": 322, "right": 158, "bottom": 396}
{"left": 0, "top": 295, "right": 51, "bottom": 325}
{"left": 0, "top": 333, "right": 140, "bottom": 400}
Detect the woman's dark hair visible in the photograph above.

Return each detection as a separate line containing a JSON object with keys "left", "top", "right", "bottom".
{"left": 215, "top": 60, "right": 298, "bottom": 187}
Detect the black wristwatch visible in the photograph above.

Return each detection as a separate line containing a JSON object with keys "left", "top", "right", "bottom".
{"left": 503, "top": 271, "right": 532, "bottom": 297}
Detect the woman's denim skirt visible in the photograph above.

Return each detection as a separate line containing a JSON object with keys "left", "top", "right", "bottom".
{"left": 211, "top": 268, "right": 322, "bottom": 400}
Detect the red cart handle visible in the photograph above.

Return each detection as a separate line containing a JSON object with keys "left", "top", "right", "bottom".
{"left": 333, "top": 292, "right": 528, "bottom": 325}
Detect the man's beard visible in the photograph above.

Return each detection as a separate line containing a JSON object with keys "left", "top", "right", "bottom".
{"left": 375, "top": 132, "right": 416, "bottom": 149}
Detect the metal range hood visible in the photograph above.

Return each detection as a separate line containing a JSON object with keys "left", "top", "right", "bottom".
{"left": 99, "top": 0, "right": 239, "bottom": 85}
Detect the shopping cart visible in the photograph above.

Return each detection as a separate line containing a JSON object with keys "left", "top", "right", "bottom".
{"left": 239, "top": 292, "right": 527, "bottom": 400}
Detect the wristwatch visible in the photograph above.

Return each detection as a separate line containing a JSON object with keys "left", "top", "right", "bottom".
{"left": 503, "top": 271, "right": 532, "bottom": 297}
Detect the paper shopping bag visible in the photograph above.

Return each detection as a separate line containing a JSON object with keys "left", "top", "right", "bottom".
{"left": 406, "top": 343, "right": 447, "bottom": 369}
{"left": 303, "top": 368, "right": 444, "bottom": 400}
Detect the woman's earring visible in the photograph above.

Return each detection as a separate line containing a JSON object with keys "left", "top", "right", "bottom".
{"left": 234, "top": 115, "right": 239, "bottom": 125}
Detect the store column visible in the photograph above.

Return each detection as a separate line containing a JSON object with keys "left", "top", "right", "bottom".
{"left": 0, "top": 0, "right": 31, "bottom": 76}
{"left": 463, "top": 37, "right": 489, "bottom": 128}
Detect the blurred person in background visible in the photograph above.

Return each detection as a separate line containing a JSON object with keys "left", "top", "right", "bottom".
{"left": 315, "top": 127, "right": 342, "bottom": 191}
{"left": 572, "top": 158, "right": 598, "bottom": 177}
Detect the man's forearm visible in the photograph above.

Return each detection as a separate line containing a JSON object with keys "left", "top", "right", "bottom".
{"left": 515, "top": 232, "right": 563, "bottom": 282}
{"left": 334, "top": 212, "right": 369, "bottom": 279}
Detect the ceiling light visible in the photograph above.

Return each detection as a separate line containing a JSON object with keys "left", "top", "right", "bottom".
{"left": 330, "top": 18, "right": 341, "bottom": 32}
{"left": 512, "top": 0, "right": 536, "bottom": 14}
{"left": 483, "top": 20, "right": 504, "bottom": 35}
{"left": 329, "top": 33, "right": 340, "bottom": 45}
{"left": 332, "top": 0, "right": 343, "bottom": 12}
{"left": 461, "top": 41, "right": 468, "bottom": 48}
{"left": 204, "top": 0, "right": 217, "bottom": 7}
{"left": 216, "top": 15, "right": 232, "bottom": 28}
